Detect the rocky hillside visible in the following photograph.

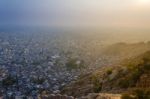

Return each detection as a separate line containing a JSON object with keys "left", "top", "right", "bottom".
{"left": 61, "top": 51, "right": 150, "bottom": 98}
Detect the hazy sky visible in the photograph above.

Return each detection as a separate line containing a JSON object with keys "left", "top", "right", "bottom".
{"left": 0, "top": 0, "right": 150, "bottom": 28}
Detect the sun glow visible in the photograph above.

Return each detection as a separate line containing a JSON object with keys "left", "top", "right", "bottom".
{"left": 137, "top": 0, "right": 150, "bottom": 6}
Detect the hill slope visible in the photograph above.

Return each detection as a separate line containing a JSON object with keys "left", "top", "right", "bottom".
{"left": 61, "top": 51, "right": 150, "bottom": 97}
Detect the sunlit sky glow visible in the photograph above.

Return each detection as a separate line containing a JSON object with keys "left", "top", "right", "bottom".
{"left": 0, "top": 0, "right": 150, "bottom": 29}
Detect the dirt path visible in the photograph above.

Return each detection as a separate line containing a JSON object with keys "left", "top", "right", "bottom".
{"left": 39, "top": 93, "right": 121, "bottom": 99}
{"left": 79, "top": 93, "right": 121, "bottom": 99}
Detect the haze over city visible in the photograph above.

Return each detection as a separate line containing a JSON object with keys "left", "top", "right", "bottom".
{"left": 0, "top": 0, "right": 150, "bottom": 99}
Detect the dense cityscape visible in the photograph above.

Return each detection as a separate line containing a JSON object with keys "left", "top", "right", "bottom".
{"left": 0, "top": 32, "right": 117, "bottom": 98}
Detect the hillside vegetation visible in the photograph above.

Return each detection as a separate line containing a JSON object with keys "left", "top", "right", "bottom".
{"left": 61, "top": 50, "right": 150, "bottom": 98}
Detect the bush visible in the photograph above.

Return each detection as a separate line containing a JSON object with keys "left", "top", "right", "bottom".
{"left": 91, "top": 75, "right": 102, "bottom": 93}
{"left": 129, "top": 69, "right": 143, "bottom": 87}
{"left": 118, "top": 78, "right": 130, "bottom": 88}
{"left": 118, "top": 67, "right": 143, "bottom": 88}
{"left": 121, "top": 93, "right": 134, "bottom": 99}
{"left": 133, "top": 88, "right": 150, "bottom": 99}
{"left": 106, "top": 69, "right": 113, "bottom": 75}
